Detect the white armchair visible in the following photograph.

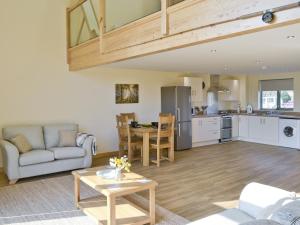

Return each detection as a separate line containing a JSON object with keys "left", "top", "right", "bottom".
{"left": 187, "top": 182, "right": 296, "bottom": 225}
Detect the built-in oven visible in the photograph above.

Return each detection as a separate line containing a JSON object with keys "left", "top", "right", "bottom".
{"left": 220, "top": 116, "right": 232, "bottom": 142}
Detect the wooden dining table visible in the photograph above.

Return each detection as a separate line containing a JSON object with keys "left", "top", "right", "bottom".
{"left": 130, "top": 126, "right": 175, "bottom": 167}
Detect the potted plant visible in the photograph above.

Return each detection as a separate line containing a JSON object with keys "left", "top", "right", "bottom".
{"left": 109, "top": 156, "right": 131, "bottom": 180}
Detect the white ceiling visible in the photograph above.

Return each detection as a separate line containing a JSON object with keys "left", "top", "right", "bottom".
{"left": 107, "top": 23, "right": 300, "bottom": 75}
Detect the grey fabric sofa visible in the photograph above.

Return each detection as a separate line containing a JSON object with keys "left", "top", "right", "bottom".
{"left": 0, "top": 124, "right": 93, "bottom": 184}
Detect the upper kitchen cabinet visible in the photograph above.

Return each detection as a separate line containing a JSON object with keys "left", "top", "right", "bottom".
{"left": 219, "top": 80, "right": 240, "bottom": 101}
{"left": 184, "top": 77, "right": 203, "bottom": 104}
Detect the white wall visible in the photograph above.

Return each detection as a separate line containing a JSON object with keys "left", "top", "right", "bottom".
{"left": 246, "top": 73, "right": 300, "bottom": 111}
{"left": 0, "top": 0, "right": 180, "bottom": 166}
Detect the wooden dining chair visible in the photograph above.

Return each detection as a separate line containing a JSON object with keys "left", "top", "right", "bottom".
{"left": 150, "top": 114, "right": 175, "bottom": 167}
{"left": 116, "top": 115, "right": 142, "bottom": 163}
{"left": 120, "top": 113, "right": 136, "bottom": 122}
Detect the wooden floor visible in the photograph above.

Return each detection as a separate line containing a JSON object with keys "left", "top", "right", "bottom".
{"left": 1, "top": 141, "right": 300, "bottom": 221}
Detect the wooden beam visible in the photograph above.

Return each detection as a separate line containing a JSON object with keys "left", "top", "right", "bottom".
{"left": 103, "top": 12, "right": 161, "bottom": 54}
{"left": 161, "top": 0, "right": 169, "bottom": 36}
{"left": 67, "top": 0, "right": 87, "bottom": 12}
{"left": 68, "top": 0, "right": 300, "bottom": 70}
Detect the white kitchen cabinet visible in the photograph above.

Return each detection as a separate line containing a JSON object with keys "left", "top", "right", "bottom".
{"left": 192, "top": 118, "right": 202, "bottom": 143}
{"left": 238, "top": 115, "right": 249, "bottom": 139}
{"left": 192, "top": 117, "right": 220, "bottom": 146}
{"left": 263, "top": 117, "right": 279, "bottom": 145}
{"left": 232, "top": 115, "right": 239, "bottom": 138}
{"left": 248, "top": 116, "right": 263, "bottom": 140}
{"left": 184, "top": 77, "right": 203, "bottom": 103}
{"left": 219, "top": 80, "right": 240, "bottom": 101}
{"left": 248, "top": 116, "right": 279, "bottom": 145}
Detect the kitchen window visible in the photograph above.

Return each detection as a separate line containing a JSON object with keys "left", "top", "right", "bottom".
{"left": 260, "top": 79, "right": 294, "bottom": 110}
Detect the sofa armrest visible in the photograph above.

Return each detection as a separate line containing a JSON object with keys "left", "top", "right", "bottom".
{"left": 239, "top": 182, "right": 296, "bottom": 219}
{"left": 81, "top": 136, "right": 93, "bottom": 168}
{"left": 0, "top": 139, "right": 20, "bottom": 180}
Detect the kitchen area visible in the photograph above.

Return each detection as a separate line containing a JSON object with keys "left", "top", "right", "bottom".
{"left": 161, "top": 75, "right": 300, "bottom": 151}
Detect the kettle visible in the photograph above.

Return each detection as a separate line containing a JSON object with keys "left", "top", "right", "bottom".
{"left": 246, "top": 104, "right": 253, "bottom": 114}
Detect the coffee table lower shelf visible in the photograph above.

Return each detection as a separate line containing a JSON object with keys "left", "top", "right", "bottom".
{"left": 78, "top": 196, "right": 151, "bottom": 225}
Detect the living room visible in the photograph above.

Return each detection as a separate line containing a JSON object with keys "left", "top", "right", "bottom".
{"left": 1, "top": 0, "right": 300, "bottom": 225}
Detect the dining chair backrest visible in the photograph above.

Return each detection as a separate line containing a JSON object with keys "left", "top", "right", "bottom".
{"left": 120, "top": 113, "right": 136, "bottom": 122}
{"left": 157, "top": 114, "right": 175, "bottom": 145}
{"left": 159, "top": 113, "right": 173, "bottom": 117}
{"left": 116, "top": 115, "right": 131, "bottom": 144}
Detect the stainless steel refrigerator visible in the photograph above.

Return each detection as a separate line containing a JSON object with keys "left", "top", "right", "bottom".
{"left": 161, "top": 86, "right": 192, "bottom": 150}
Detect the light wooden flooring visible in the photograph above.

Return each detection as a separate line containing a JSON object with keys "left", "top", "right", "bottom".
{"left": 1, "top": 141, "right": 300, "bottom": 221}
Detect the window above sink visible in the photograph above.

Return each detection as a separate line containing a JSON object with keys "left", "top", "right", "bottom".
{"left": 260, "top": 79, "right": 294, "bottom": 111}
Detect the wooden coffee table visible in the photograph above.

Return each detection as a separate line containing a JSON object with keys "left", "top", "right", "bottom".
{"left": 72, "top": 167, "right": 158, "bottom": 225}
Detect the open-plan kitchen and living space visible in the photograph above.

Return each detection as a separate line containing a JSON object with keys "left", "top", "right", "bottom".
{"left": 1, "top": 0, "right": 300, "bottom": 225}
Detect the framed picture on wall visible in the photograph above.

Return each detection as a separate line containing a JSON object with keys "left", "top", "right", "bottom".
{"left": 115, "top": 84, "right": 139, "bottom": 104}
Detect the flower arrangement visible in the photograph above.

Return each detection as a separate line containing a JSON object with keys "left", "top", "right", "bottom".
{"left": 109, "top": 156, "right": 131, "bottom": 172}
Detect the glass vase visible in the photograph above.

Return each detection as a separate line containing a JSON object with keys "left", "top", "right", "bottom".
{"left": 114, "top": 168, "right": 122, "bottom": 181}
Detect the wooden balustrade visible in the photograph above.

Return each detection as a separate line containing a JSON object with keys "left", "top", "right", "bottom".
{"left": 67, "top": 0, "right": 300, "bottom": 71}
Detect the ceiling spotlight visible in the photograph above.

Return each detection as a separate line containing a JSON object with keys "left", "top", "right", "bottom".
{"left": 210, "top": 49, "right": 217, "bottom": 53}
{"left": 256, "top": 60, "right": 262, "bottom": 64}
{"left": 287, "top": 35, "right": 296, "bottom": 39}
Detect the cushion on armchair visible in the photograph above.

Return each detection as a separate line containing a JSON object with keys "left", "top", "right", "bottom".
{"left": 239, "top": 182, "right": 296, "bottom": 219}
{"left": 43, "top": 124, "right": 78, "bottom": 149}
{"left": 3, "top": 125, "right": 45, "bottom": 149}
{"left": 270, "top": 200, "right": 300, "bottom": 225}
{"left": 241, "top": 220, "right": 281, "bottom": 225}
{"left": 187, "top": 208, "right": 254, "bottom": 225}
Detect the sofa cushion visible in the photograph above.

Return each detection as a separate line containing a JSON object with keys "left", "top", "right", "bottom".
{"left": 19, "top": 150, "right": 54, "bottom": 166}
{"left": 43, "top": 124, "right": 78, "bottom": 149}
{"left": 58, "top": 130, "right": 77, "bottom": 147}
{"left": 187, "top": 209, "right": 254, "bottom": 225}
{"left": 10, "top": 134, "right": 32, "bottom": 153}
{"left": 3, "top": 125, "right": 45, "bottom": 149}
{"left": 239, "top": 182, "right": 296, "bottom": 219}
{"left": 50, "top": 147, "right": 85, "bottom": 160}
{"left": 270, "top": 200, "right": 300, "bottom": 225}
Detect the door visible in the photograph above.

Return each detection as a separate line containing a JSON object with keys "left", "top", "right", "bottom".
{"left": 161, "top": 87, "right": 176, "bottom": 116}
{"left": 239, "top": 116, "right": 249, "bottom": 139}
{"left": 261, "top": 117, "right": 279, "bottom": 145}
{"left": 192, "top": 118, "right": 201, "bottom": 143}
{"left": 249, "top": 116, "right": 263, "bottom": 140}
{"left": 232, "top": 115, "right": 239, "bottom": 138}
{"left": 176, "top": 121, "right": 192, "bottom": 150}
{"left": 176, "top": 86, "right": 191, "bottom": 122}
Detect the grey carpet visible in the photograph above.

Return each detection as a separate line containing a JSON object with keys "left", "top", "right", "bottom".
{"left": 0, "top": 175, "right": 189, "bottom": 225}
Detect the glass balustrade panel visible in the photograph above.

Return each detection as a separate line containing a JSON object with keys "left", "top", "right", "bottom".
{"left": 105, "top": 0, "right": 161, "bottom": 32}
{"left": 69, "top": 0, "right": 100, "bottom": 48}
